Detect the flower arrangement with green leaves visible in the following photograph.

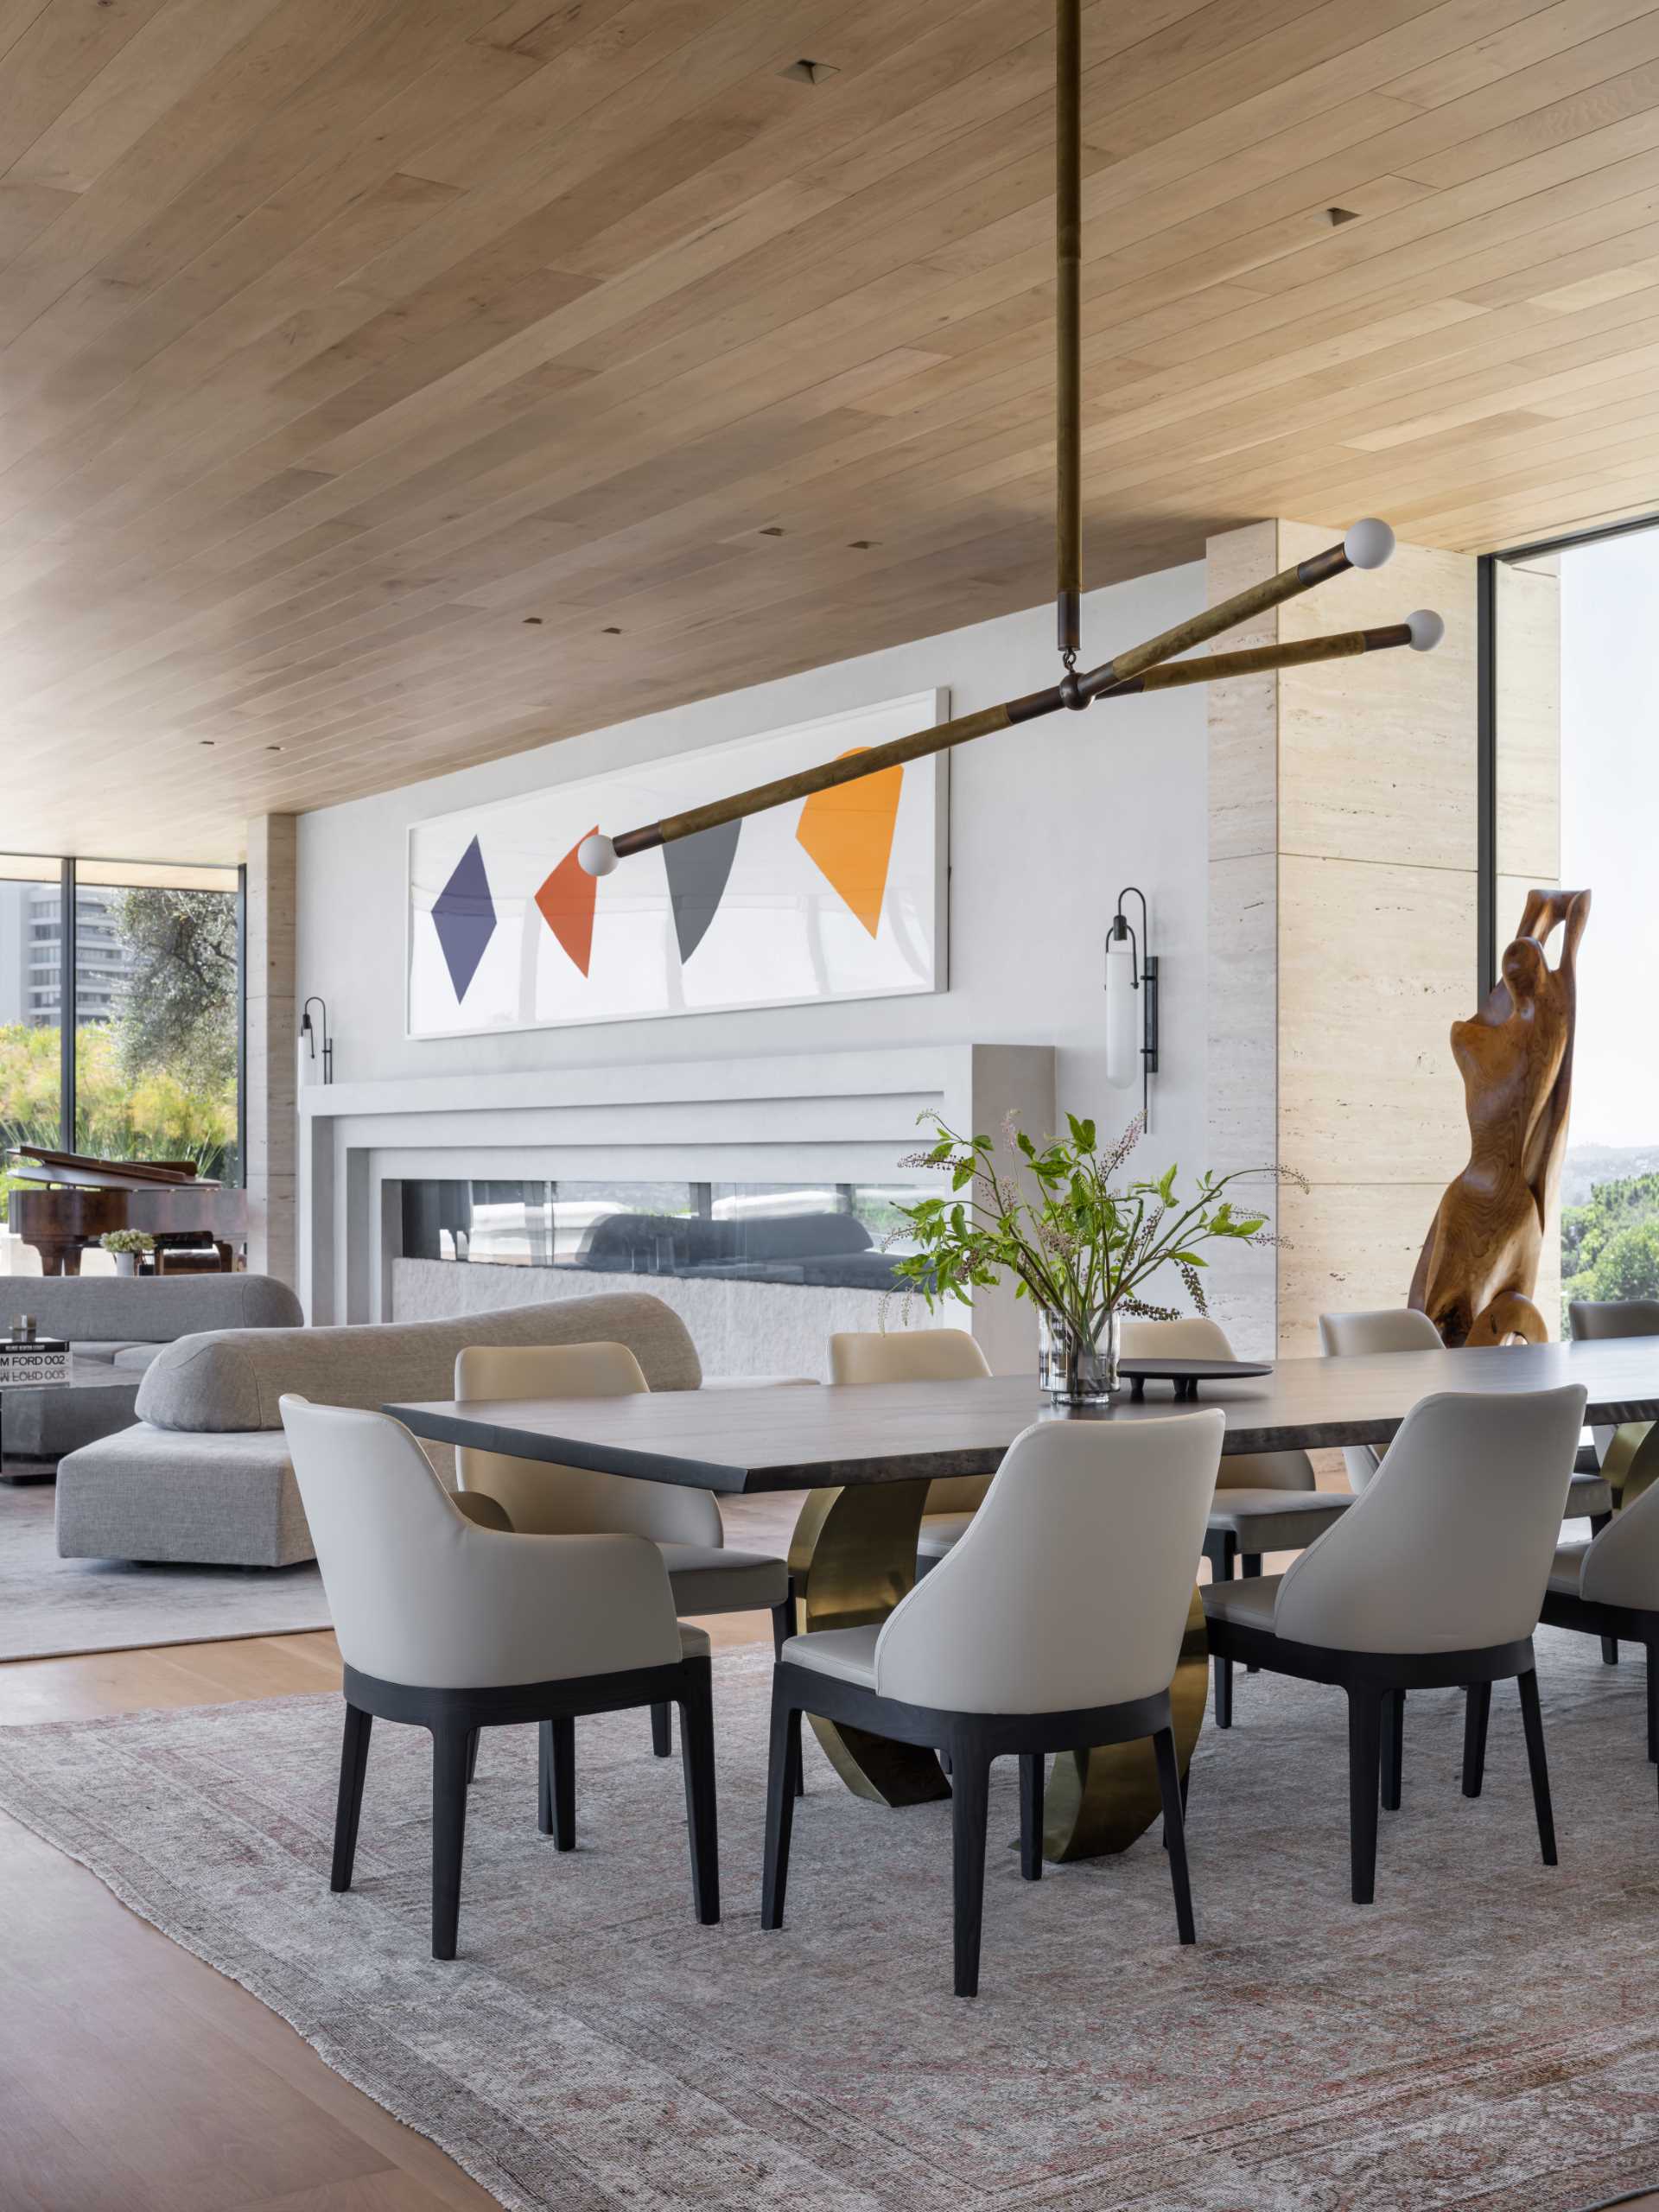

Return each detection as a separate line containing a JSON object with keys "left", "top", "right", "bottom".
{"left": 891, "top": 1111, "right": 1301, "bottom": 1336}
{"left": 99, "top": 1230, "right": 155, "bottom": 1255}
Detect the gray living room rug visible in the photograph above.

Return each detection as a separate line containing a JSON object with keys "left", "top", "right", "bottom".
{"left": 2, "top": 1635, "right": 1658, "bottom": 2210}
{"left": 0, "top": 1481, "right": 328, "bottom": 1660}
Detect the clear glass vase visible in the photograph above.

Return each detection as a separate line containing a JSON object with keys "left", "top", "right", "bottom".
{"left": 1038, "top": 1307, "right": 1122, "bottom": 1405}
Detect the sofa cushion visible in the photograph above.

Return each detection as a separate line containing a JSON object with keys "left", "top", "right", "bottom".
{"left": 135, "top": 1293, "right": 702, "bottom": 1433}
{"left": 55, "top": 1425, "right": 314, "bottom": 1568}
{"left": 67, "top": 1340, "right": 147, "bottom": 1363}
{"left": 3, "top": 1274, "right": 302, "bottom": 1349}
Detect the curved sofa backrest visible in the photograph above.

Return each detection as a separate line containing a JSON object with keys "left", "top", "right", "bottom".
{"left": 0, "top": 1272, "right": 301, "bottom": 1346}
{"left": 136, "top": 1293, "right": 702, "bottom": 1433}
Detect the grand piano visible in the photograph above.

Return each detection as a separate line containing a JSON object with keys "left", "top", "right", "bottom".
{"left": 7, "top": 1147, "right": 248, "bottom": 1275}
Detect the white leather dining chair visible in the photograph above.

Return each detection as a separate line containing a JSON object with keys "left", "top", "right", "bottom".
{"left": 1203, "top": 1384, "right": 1586, "bottom": 1904}
{"left": 454, "top": 1341, "right": 791, "bottom": 1766}
{"left": 761, "top": 1410, "right": 1224, "bottom": 1996}
{"left": 1122, "top": 1315, "right": 1351, "bottom": 1730}
{"left": 1321, "top": 1305, "right": 1612, "bottom": 1520}
{"left": 279, "top": 1395, "right": 719, "bottom": 1960}
{"left": 828, "top": 1328, "right": 992, "bottom": 1573}
{"left": 1540, "top": 1477, "right": 1659, "bottom": 1792}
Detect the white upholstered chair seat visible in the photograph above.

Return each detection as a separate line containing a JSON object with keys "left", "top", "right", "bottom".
{"left": 1204, "top": 1489, "right": 1351, "bottom": 1552}
{"left": 779, "top": 1624, "right": 880, "bottom": 1688}
{"left": 1200, "top": 1573, "right": 1283, "bottom": 1634}
{"left": 661, "top": 1546, "right": 789, "bottom": 1614}
{"left": 1548, "top": 1541, "right": 1590, "bottom": 1596}
{"left": 1567, "top": 1471, "right": 1614, "bottom": 1519}
{"left": 916, "top": 1511, "right": 976, "bottom": 1564}
{"left": 677, "top": 1623, "right": 714, "bottom": 1659}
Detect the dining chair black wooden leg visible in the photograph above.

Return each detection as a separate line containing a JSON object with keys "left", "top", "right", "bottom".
{"left": 650, "top": 1701, "right": 672, "bottom": 1758}
{"left": 330, "top": 1704, "right": 372, "bottom": 1892}
{"left": 677, "top": 1667, "right": 721, "bottom": 1925}
{"left": 1019, "top": 1752, "right": 1044, "bottom": 1881}
{"left": 1516, "top": 1668, "right": 1557, "bottom": 1866}
{"left": 1603, "top": 1635, "right": 1620, "bottom": 1665}
{"left": 949, "top": 1744, "right": 991, "bottom": 1999}
{"left": 1347, "top": 1688, "right": 1382, "bottom": 1905}
{"left": 1462, "top": 1681, "right": 1491, "bottom": 1798}
{"left": 430, "top": 1726, "right": 472, "bottom": 1961}
{"left": 1152, "top": 1726, "right": 1196, "bottom": 1946}
{"left": 1206, "top": 1531, "right": 1236, "bottom": 1727}
{"left": 772, "top": 1593, "right": 804, "bottom": 1797}
{"left": 537, "top": 1715, "right": 575, "bottom": 1851}
{"left": 1380, "top": 1688, "right": 1404, "bottom": 1813}
{"left": 760, "top": 1682, "right": 800, "bottom": 1930}
{"left": 464, "top": 1727, "right": 481, "bottom": 1786}
{"left": 1241, "top": 1553, "right": 1262, "bottom": 1671}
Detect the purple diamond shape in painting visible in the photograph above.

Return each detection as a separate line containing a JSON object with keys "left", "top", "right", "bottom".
{"left": 431, "top": 835, "right": 496, "bottom": 1003}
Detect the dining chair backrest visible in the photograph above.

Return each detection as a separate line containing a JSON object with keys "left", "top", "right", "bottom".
{"left": 454, "top": 1342, "right": 720, "bottom": 1546}
{"left": 1317, "top": 1307, "right": 1445, "bottom": 1493}
{"left": 1569, "top": 1300, "right": 1659, "bottom": 1460}
{"left": 278, "top": 1395, "right": 683, "bottom": 1688}
{"left": 873, "top": 1410, "right": 1224, "bottom": 1714}
{"left": 1580, "top": 1473, "right": 1659, "bottom": 1609}
{"left": 830, "top": 1327, "right": 993, "bottom": 1516}
{"left": 1272, "top": 1386, "right": 1586, "bottom": 1654}
{"left": 1120, "top": 1315, "right": 1313, "bottom": 1494}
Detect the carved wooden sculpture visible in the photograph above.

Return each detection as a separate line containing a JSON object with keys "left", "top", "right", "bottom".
{"left": 1411, "top": 889, "right": 1591, "bottom": 1347}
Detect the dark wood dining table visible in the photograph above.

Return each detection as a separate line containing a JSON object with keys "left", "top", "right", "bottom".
{"left": 389, "top": 1334, "right": 1659, "bottom": 1862}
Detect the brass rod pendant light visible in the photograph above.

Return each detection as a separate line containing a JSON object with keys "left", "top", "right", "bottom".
{"left": 576, "top": 2, "right": 1442, "bottom": 879}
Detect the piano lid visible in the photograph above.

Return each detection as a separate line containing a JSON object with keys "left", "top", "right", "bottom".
{"left": 9, "top": 1146, "right": 218, "bottom": 1192}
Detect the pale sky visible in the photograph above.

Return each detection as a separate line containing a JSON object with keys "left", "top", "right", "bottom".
{"left": 1554, "top": 527, "right": 1659, "bottom": 1152}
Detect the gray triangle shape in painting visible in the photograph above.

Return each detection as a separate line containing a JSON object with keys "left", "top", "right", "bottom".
{"left": 665, "top": 817, "right": 741, "bottom": 965}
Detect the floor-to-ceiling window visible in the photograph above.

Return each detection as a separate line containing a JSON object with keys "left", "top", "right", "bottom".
{"left": 1490, "top": 519, "right": 1659, "bottom": 1325}
{"left": 0, "top": 855, "right": 242, "bottom": 1271}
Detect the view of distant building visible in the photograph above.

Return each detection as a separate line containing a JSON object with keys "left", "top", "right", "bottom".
{"left": 0, "top": 880, "right": 137, "bottom": 1030}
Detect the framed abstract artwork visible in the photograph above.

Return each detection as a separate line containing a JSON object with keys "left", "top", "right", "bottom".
{"left": 406, "top": 690, "right": 949, "bottom": 1038}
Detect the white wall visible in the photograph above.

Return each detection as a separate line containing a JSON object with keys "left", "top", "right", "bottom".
{"left": 297, "top": 562, "right": 1208, "bottom": 1176}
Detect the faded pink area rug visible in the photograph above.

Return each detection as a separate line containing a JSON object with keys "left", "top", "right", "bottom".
{"left": 1, "top": 1632, "right": 1656, "bottom": 2209}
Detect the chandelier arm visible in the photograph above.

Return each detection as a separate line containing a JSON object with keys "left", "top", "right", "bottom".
{"left": 1093, "top": 624, "right": 1414, "bottom": 696}
{"left": 1056, "top": 0, "right": 1082, "bottom": 663}
{"left": 1071, "top": 533, "right": 1367, "bottom": 704}
{"left": 609, "top": 689, "right": 1065, "bottom": 859}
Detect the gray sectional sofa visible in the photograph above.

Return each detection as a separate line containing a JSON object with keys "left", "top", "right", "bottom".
{"left": 54, "top": 1293, "right": 702, "bottom": 1569}
{"left": 1, "top": 1274, "right": 301, "bottom": 1461}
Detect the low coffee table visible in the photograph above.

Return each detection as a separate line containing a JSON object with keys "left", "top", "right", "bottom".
{"left": 0, "top": 1357, "right": 143, "bottom": 1483}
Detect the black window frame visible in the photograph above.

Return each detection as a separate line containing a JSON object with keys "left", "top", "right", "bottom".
{"left": 1478, "top": 509, "right": 1659, "bottom": 996}
{"left": 3, "top": 854, "right": 247, "bottom": 1183}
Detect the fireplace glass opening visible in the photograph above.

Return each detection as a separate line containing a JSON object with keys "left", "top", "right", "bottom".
{"left": 400, "top": 1179, "right": 932, "bottom": 1294}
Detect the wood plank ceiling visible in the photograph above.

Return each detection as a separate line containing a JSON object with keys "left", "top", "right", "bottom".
{"left": 3, "top": 0, "right": 1659, "bottom": 861}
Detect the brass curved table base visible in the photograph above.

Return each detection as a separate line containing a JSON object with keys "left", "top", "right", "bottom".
{"left": 786, "top": 1478, "right": 949, "bottom": 1808}
{"left": 1042, "top": 1586, "right": 1209, "bottom": 1860}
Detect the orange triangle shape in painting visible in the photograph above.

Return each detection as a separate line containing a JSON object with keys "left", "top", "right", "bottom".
{"left": 536, "top": 827, "right": 599, "bottom": 976}
{"left": 795, "top": 751, "right": 902, "bottom": 938}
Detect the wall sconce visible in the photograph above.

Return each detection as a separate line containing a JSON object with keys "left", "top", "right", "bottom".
{"left": 1104, "top": 887, "right": 1159, "bottom": 1129}
{"left": 299, "top": 996, "right": 334, "bottom": 1086}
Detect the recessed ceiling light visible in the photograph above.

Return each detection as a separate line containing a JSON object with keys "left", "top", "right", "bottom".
{"left": 523, "top": 615, "right": 543, "bottom": 625}
{"left": 601, "top": 626, "right": 622, "bottom": 635}
{"left": 759, "top": 525, "right": 785, "bottom": 537}
{"left": 266, "top": 744, "right": 282, "bottom": 753}
{"left": 1327, "top": 207, "right": 1360, "bottom": 225}
{"left": 781, "top": 58, "right": 838, "bottom": 84}
{"left": 848, "top": 539, "right": 877, "bottom": 550}
{"left": 200, "top": 740, "right": 215, "bottom": 747}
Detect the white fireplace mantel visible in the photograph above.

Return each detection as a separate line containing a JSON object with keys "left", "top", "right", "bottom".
{"left": 298, "top": 1041, "right": 1055, "bottom": 1374}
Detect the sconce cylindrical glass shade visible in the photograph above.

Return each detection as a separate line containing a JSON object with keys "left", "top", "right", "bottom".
{"left": 1105, "top": 934, "right": 1139, "bottom": 1089}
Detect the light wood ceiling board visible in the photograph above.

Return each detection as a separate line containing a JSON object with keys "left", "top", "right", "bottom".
{"left": 3, "top": 0, "right": 1659, "bottom": 860}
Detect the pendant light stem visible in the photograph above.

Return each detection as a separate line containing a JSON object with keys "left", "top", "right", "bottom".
{"left": 1056, "top": 0, "right": 1082, "bottom": 663}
